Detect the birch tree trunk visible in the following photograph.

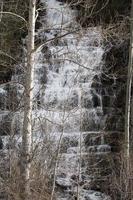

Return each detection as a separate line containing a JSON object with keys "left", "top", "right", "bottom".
{"left": 125, "top": 0, "right": 133, "bottom": 160}
{"left": 20, "top": 0, "right": 36, "bottom": 199}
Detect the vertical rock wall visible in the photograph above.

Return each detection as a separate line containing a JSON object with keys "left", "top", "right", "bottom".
{"left": 0, "top": 0, "right": 130, "bottom": 199}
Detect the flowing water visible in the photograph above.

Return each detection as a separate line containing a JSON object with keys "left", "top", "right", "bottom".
{"left": 32, "top": 1, "right": 111, "bottom": 199}
{"left": 0, "top": 0, "right": 114, "bottom": 199}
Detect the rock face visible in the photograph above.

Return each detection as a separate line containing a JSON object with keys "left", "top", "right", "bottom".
{"left": 31, "top": 1, "right": 125, "bottom": 199}
{"left": 0, "top": 0, "right": 129, "bottom": 199}
{"left": 0, "top": 150, "right": 10, "bottom": 200}
{"left": 61, "top": 0, "right": 130, "bottom": 26}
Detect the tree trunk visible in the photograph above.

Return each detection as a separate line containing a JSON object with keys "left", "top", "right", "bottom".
{"left": 20, "top": 0, "right": 36, "bottom": 199}
{"left": 125, "top": 0, "right": 133, "bottom": 160}
{"left": 125, "top": 1, "right": 133, "bottom": 198}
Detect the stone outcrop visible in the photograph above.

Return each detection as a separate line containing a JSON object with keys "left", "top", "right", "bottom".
{"left": 0, "top": 0, "right": 130, "bottom": 199}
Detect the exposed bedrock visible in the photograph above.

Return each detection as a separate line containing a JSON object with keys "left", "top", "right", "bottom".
{"left": 0, "top": 0, "right": 130, "bottom": 199}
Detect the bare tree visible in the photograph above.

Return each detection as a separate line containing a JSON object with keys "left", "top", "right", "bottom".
{"left": 20, "top": 0, "right": 36, "bottom": 199}
{"left": 125, "top": 0, "right": 133, "bottom": 161}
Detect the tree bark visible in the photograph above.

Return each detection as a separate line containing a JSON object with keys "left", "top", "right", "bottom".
{"left": 125, "top": 0, "right": 133, "bottom": 159}
{"left": 20, "top": 0, "right": 36, "bottom": 199}
{"left": 125, "top": 1, "right": 133, "bottom": 198}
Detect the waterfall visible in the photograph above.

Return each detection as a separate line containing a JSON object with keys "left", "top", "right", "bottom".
{"left": 0, "top": 0, "right": 113, "bottom": 199}
{"left": 31, "top": 0, "right": 111, "bottom": 199}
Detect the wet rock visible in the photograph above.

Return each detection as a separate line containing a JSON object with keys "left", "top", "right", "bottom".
{"left": 76, "top": 189, "right": 111, "bottom": 200}
{"left": 87, "top": 146, "right": 97, "bottom": 153}
{"left": 105, "top": 114, "right": 124, "bottom": 131}
{"left": 81, "top": 109, "right": 105, "bottom": 131}
{"left": 92, "top": 94, "right": 101, "bottom": 108}
{"left": 60, "top": 136, "right": 79, "bottom": 153}
{"left": 0, "top": 67, "right": 12, "bottom": 83}
{"left": 81, "top": 95, "right": 93, "bottom": 109}
{"left": 83, "top": 133, "right": 102, "bottom": 146}
{"left": 97, "top": 145, "right": 111, "bottom": 153}
{"left": 102, "top": 95, "right": 112, "bottom": 107}
{"left": 0, "top": 88, "right": 7, "bottom": 110}
{"left": 0, "top": 112, "right": 11, "bottom": 135}
{"left": 67, "top": 147, "right": 79, "bottom": 154}
{"left": 85, "top": 145, "right": 111, "bottom": 154}
{"left": 91, "top": 75, "right": 102, "bottom": 88}
{"left": 0, "top": 137, "right": 3, "bottom": 149}
{"left": 56, "top": 177, "right": 72, "bottom": 190}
